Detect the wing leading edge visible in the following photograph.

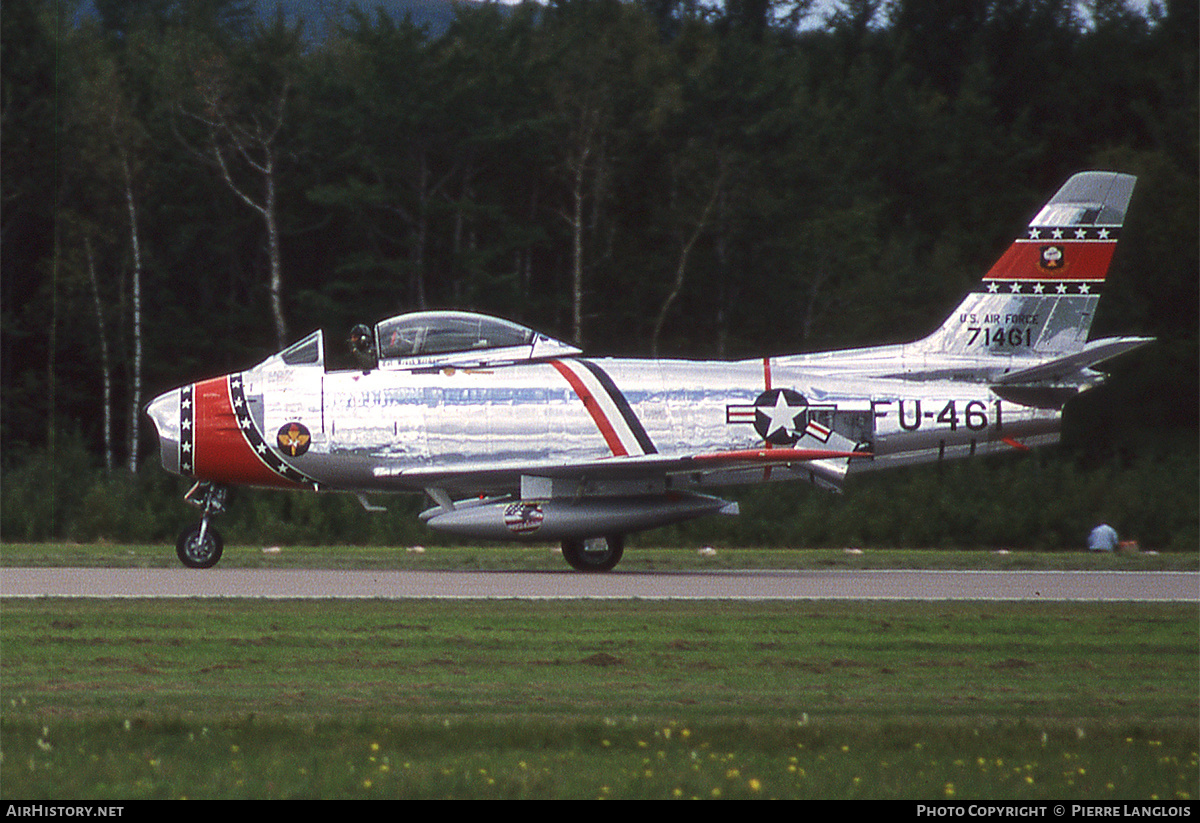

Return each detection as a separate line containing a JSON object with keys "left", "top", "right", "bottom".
{"left": 390, "top": 445, "right": 871, "bottom": 497}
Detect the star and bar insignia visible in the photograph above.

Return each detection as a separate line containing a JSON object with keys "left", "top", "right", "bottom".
{"left": 727, "top": 389, "right": 837, "bottom": 446}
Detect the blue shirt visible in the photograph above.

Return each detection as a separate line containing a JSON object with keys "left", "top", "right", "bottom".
{"left": 1088, "top": 523, "right": 1119, "bottom": 551}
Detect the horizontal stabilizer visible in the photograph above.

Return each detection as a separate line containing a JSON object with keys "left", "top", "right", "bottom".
{"left": 994, "top": 336, "right": 1153, "bottom": 385}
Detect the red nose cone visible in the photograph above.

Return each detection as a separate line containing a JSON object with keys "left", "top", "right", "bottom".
{"left": 191, "top": 375, "right": 307, "bottom": 489}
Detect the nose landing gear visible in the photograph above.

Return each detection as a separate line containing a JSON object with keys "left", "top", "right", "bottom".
{"left": 177, "top": 482, "right": 228, "bottom": 568}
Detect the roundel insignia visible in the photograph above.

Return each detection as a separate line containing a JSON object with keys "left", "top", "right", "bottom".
{"left": 753, "top": 388, "right": 808, "bottom": 446}
{"left": 277, "top": 422, "right": 312, "bottom": 457}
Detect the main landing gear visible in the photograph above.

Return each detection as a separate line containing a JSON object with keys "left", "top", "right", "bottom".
{"left": 561, "top": 534, "right": 624, "bottom": 572}
{"left": 177, "top": 482, "right": 228, "bottom": 569}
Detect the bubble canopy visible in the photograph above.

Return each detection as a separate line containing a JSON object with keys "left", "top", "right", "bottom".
{"left": 373, "top": 311, "right": 581, "bottom": 368}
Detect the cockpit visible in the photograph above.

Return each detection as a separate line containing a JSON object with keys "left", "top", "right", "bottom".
{"left": 379, "top": 312, "right": 529, "bottom": 360}
{"left": 273, "top": 311, "right": 581, "bottom": 372}
{"left": 371, "top": 311, "right": 581, "bottom": 368}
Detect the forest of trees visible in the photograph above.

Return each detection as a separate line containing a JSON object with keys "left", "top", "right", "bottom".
{"left": 2, "top": 0, "right": 1196, "bottom": 548}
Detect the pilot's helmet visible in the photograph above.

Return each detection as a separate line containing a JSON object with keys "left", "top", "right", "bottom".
{"left": 349, "top": 324, "right": 374, "bottom": 355}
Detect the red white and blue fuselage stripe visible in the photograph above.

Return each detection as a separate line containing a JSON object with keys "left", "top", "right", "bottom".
{"left": 550, "top": 359, "right": 657, "bottom": 457}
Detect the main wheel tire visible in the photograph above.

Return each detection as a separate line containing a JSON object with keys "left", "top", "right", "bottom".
{"left": 561, "top": 534, "right": 624, "bottom": 572}
{"left": 176, "top": 524, "right": 224, "bottom": 569}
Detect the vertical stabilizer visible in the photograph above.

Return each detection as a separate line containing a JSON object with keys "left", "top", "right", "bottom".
{"left": 918, "top": 172, "right": 1135, "bottom": 358}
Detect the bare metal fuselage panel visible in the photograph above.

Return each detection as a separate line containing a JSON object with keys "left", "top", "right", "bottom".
{"left": 148, "top": 329, "right": 1075, "bottom": 495}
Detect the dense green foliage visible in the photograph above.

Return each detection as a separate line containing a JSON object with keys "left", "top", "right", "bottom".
{"left": 2, "top": 0, "right": 1196, "bottom": 547}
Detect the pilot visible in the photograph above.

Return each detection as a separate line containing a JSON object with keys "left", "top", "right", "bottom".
{"left": 349, "top": 324, "right": 374, "bottom": 356}
{"left": 349, "top": 324, "right": 376, "bottom": 369}
{"left": 1087, "top": 520, "right": 1119, "bottom": 552}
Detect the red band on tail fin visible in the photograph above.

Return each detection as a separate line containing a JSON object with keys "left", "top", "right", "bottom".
{"left": 984, "top": 235, "right": 1118, "bottom": 283}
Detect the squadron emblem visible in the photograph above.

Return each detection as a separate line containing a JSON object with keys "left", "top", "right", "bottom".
{"left": 1039, "top": 245, "right": 1065, "bottom": 271}
{"left": 277, "top": 422, "right": 312, "bottom": 457}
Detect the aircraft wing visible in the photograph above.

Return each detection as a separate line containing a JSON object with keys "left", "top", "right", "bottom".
{"left": 384, "top": 446, "right": 870, "bottom": 497}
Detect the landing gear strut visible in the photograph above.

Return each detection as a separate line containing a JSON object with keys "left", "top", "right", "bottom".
{"left": 561, "top": 534, "right": 624, "bottom": 572}
{"left": 177, "top": 483, "right": 228, "bottom": 569}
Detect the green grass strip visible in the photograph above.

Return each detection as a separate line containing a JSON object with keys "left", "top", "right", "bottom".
{"left": 2, "top": 598, "right": 1195, "bottom": 799}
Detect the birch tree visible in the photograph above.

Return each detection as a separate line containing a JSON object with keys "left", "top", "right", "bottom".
{"left": 538, "top": 0, "right": 667, "bottom": 346}
{"left": 61, "top": 36, "right": 150, "bottom": 474}
{"left": 650, "top": 153, "right": 728, "bottom": 357}
{"left": 173, "top": 15, "right": 302, "bottom": 348}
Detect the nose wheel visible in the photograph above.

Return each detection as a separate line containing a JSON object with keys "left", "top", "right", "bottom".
{"left": 177, "top": 483, "right": 228, "bottom": 568}
{"left": 176, "top": 522, "right": 224, "bottom": 568}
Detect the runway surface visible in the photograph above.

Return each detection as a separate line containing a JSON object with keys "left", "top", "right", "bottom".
{"left": 1, "top": 567, "right": 1196, "bottom": 601}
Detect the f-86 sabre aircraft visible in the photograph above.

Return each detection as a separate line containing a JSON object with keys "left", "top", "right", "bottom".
{"left": 146, "top": 171, "right": 1151, "bottom": 570}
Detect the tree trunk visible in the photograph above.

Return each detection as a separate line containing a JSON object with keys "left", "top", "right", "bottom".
{"left": 571, "top": 160, "right": 585, "bottom": 346}
{"left": 122, "top": 150, "right": 143, "bottom": 474}
{"left": 651, "top": 166, "right": 726, "bottom": 357}
{"left": 85, "top": 236, "right": 114, "bottom": 474}
{"left": 264, "top": 155, "right": 287, "bottom": 347}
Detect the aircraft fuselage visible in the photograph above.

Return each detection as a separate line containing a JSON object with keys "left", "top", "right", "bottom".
{"left": 147, "top": 344, "right": 1061, "bottom": 499}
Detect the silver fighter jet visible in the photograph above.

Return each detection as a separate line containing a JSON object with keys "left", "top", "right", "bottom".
{"left": 146, "top": 171, "right": 1150, "bottom": 570}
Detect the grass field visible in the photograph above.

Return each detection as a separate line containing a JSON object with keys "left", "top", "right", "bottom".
{"left": 1, "top": 582, "right": 1197, "bottom": 799}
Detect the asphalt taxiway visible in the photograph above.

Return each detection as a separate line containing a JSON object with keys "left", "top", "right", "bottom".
{"left": 1, "top": 567, "right": 1196, "bottom": 601}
